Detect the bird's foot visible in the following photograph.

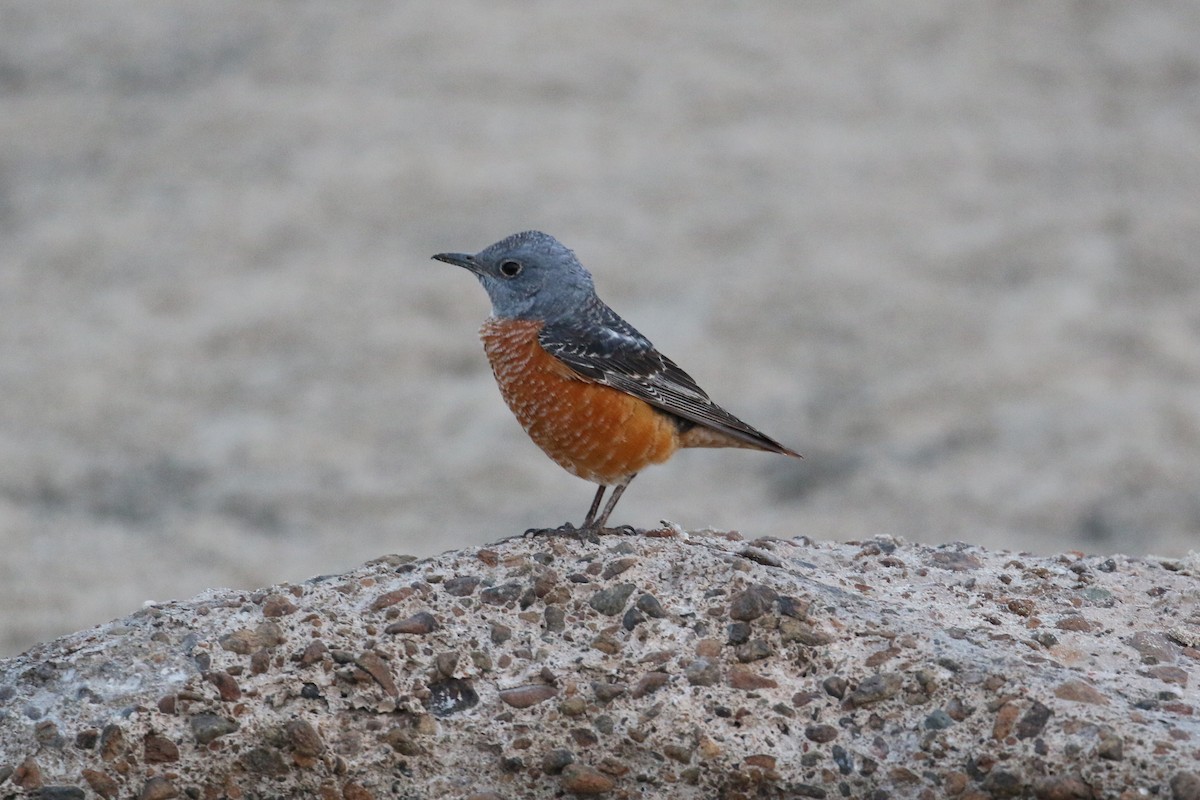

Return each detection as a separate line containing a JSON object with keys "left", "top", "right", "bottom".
{"left": 601, "top": 524, "right": 640, "bottom": 537}
{"left": 522, "top": 522, "right": 641, "bottom": 542}
{"left": 523, "top": 522, "right": 584, "bottom": 538}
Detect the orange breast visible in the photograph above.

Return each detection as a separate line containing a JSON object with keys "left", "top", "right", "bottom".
{"left": 479, "top": 318, "right": 680, "bottom": 485}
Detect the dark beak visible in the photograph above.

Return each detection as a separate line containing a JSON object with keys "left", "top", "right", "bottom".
{"left": 432, "top": 252, "right": 478, "bottom": 272}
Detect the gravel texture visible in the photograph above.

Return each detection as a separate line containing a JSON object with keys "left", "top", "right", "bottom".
{"left": 1, "top": 530, "right": 1197, "bottom": 798}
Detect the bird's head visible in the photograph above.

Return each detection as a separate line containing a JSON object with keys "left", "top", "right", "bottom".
{"left": 433, "top": 231, "right": 596, "bottom": 322}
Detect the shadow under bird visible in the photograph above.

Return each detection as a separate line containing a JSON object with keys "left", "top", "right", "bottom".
{"left": 434, "top": 231, "right": 800, "bottom": 532}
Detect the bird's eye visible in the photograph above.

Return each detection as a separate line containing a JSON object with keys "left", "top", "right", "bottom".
{"left": 498, "top": 260, "right": 523, "bottom": 278}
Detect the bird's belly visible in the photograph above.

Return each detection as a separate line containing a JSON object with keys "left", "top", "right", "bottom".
{"left": 480, "top": 318, "right": 679, "bottom": 484}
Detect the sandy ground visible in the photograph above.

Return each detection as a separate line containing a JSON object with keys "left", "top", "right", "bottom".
{"left": 1, "top": 2, "right": 1198, "bottom": 656}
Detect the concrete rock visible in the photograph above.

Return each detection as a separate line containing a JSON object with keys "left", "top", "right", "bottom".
{"left": 0, "top": 533, "right": 1196, "bottom": 797}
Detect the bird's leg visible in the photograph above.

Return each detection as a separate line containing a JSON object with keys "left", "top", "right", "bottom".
{"left": 527, "top": 485, "right": 609, "bottom": 539}
{"left": 581, "top": 484, "right": 607, "bottom": 529}
{"left": 593, "top": 473, "right": 636, "bottom": 531}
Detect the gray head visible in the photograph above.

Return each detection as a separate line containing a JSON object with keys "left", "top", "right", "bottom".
{"left": 433, "top": 231, "right": 597, "bottom": 321}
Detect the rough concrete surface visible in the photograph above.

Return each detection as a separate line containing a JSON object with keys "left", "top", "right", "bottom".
{"left": 1, "top": 531, "right": 1198, "bottom": 798}
{"left": 2, "top": 3, "right": 1199, "bottom": 655}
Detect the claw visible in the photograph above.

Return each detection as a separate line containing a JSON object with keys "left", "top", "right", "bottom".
{"left": 523, "top": 521, "right": 638, "bottom": 541}
{"left": 524, "top": 522, "right": 581, "bottom": 538}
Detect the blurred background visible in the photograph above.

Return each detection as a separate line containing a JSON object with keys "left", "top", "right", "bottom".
{"left": 2, "top": 2, "right": 1198, "bottom": 656}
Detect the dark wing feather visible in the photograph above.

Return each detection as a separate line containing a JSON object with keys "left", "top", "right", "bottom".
{"left": 538, "top": 305, "right": 798, "bottom": 455}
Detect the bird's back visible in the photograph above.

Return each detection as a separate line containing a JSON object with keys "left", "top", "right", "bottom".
{"left": 537, "top": 300, "right": 800, "bottom": 458}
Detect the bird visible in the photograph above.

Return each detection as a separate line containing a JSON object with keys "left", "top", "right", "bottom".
{"left": 434, "top": 231, "right": 800, "bottom": 532}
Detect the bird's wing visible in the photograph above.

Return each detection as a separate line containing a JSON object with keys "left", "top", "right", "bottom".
{"left": 538, "top": 307, "right": 797, "bottom": 455}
